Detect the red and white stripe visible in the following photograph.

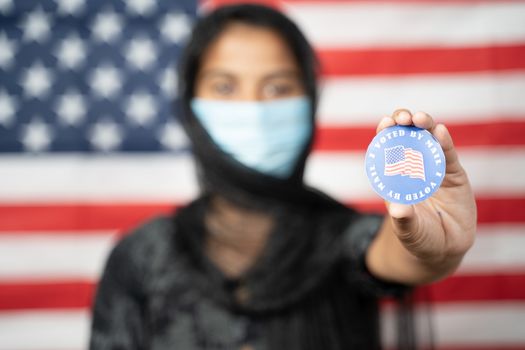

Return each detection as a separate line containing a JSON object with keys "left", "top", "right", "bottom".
{"left": 401, "top": 148, "right": 425, "bottom": 180}
{"left": 2, "top": 0, "right": 525, "bottom": 349}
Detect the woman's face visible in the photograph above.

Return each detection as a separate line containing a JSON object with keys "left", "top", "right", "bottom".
{"left": 194, "top": 22, "right": 305, "bottom": 101}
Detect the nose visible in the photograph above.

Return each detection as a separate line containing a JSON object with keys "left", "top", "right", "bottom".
{"left": 235, "top": 79, "right": 263, "bottom": 102}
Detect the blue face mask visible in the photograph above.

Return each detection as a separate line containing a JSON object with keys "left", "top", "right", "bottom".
{"left": 190, "top": 96, "right": 312, "bottom": 178}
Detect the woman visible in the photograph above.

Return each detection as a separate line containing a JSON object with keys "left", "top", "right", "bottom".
{"left": 89, "top": 4, "right": 476, "bottom": 349}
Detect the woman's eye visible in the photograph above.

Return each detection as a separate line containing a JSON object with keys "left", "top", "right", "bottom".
{"left": 212, "top": 82, "right": 234, "bottom": 96}
{"left": 263, "top": 83, "right": 294, "bottom": 98}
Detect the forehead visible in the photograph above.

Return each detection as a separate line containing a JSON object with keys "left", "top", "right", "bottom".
{"left": 198, "top": 22, "right": 300, "bottom": 78}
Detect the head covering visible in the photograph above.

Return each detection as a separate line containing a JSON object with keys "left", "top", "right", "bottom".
{"left": 177, "top": 3, "right": 321, "bottom": 210}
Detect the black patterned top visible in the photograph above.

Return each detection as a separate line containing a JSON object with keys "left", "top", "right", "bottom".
{"left": 89, "top": 200, "right": 406, "bottom": 350}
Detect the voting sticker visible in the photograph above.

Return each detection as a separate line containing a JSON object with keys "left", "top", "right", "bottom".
{"left": 364, "top": 125, "right": 446, "bottom": 205}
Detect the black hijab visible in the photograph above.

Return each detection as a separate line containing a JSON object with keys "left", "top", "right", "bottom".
{"left": 177, "top": 2, "right": 322, "bottom": 209}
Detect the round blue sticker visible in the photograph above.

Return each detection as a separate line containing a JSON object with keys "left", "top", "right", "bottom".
{"left": 364, "top": 125, "right": 446, "bottom": 205}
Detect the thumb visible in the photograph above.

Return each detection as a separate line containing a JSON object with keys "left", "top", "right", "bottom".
{"left": 386, "top": 202, "right": 419, "bottom": 243}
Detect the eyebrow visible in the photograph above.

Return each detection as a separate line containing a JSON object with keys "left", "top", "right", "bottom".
{"left": 198, "top": 70, "right": 235, "bottom": 80}
{"left": 262, "top": 69, "right": 302, "bottom": 82}
{"left": 198, "top": 69, "right": 301, "bottom": 81}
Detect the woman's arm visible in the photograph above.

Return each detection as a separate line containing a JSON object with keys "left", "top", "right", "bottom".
{"left": 365, "top": 110, "right": 477, "bottom": 285}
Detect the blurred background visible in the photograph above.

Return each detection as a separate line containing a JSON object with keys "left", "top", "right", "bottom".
{"left": 0, "top": 0, "right": 524, "bottom": 348}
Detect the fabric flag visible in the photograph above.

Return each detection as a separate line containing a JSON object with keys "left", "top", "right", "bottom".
{"left": 384, "top": 145, "right": 426, "bottom": 181}
{"left": 1, "top": 0, "right": 525, "bottom": 349}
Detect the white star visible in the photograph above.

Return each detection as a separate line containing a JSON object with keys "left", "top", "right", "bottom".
{"left": 55, "top": 90, "right": 86, "bottom": 126}
{"left": 0, "top": 0, "right": 13, "bottom": 14}
{"left": 125, "top": 36, "right": 157, "bottom": 71}
{"left": 89, "top": 119, "right": 123, "bottom": 152}
{"left": 55, "top": 34, "right": 87, "bottom": 70}
{"left": 158, "top": 67, "right": 178, "bottom": 98}
{"left": 56, "top": 0, "right": 85, "bottom": 16}
{"left": 0, "top": 32, "right": 16, "bottom": 69}
{"left": 160, "top": 12, "right": 192, "bottom": 44}
{"left": 158, "top": 121, "right": 188, "bottom": 150}
{"left": 20, "top": 118, "right": 53, "bottom": 152}
{"left": 125, "top": 92, "right": 157, "bottom": 125}
{"left": 125, "top": 0, "right": 156, "bottom": 16}
{"left": 20, "top": 62, "right": 54, "bottom": 99}
{"left": 91, "top": 10, "right": 123, "bottom": 43}
{"left": 20, "top": 8, "right": 51, "bottom": 43}
{"left": 89, "top": 64, "right": 123, "bottom": 99}
{"left": 0, "top": 90, "right": 17, "bottom": 127}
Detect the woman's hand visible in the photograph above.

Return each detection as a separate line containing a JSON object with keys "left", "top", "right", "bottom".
{"left": 366, "top": 109, "right": 477, "bottom": 285}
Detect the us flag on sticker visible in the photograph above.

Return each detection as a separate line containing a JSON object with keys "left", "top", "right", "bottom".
{"left": 384, "top": 145, "right": 425, "bottom": 181}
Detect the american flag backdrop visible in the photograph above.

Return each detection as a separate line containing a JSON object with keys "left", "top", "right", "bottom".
{"left": 1, "top": 0, "right": 525, "bottom": 349}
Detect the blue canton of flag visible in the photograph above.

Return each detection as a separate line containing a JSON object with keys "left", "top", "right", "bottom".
{"left": 0, "top": 0, "right": 197, "bottom": 154}
{"left": 385, "top": 145, "right": 405, "bottom": 166}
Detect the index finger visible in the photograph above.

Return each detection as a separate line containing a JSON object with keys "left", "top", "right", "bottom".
{"left": 376, "top": 116, "right": 396, "bottom": 134}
